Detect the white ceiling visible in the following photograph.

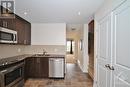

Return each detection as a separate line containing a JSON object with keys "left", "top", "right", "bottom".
{"left": 15, "top": 0, "right": 105, "bottom": 23}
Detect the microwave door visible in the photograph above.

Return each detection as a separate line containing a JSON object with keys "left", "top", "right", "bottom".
{"left": 0, "top": 31, "right": 14, "bottom": 43}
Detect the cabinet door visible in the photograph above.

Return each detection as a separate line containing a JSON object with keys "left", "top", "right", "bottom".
{"left": 25, "top": 57, "right": 42, "bottom": 79}
{"left": 25, "top": 57, "right": 49, "bottom": 79}
{"left": 24, "top": 21, "right": 31, "bottom": 45}
{"left": 39, "top": 58, "right": 49, "bottom": 78}
{"left": 15, "top": 16, "right": 31, "bottom": 45}
{"left": 25, "top": 58, "right": 36, "bottom": 79}
{"left": 0, "top": 18, "right": 15, "bottom": 30}
{"left": 4, "top": 19, "right": 15, "bottom": 30}
{"left": 15, "top": 16, "right": 25, "bottom": 44}
{"left": 97, "top": 14, "right": 112, "bottom": 87}
{"left": 7, "top": 19, "right": 15, "bottom": 30}
{"left": 0, "top": 19, "right": 2, "bottom": 27}
{"left": 112, "top": 1, "right": 130, "bottom": 87}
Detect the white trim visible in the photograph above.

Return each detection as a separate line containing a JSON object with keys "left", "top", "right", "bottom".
{"left": 93, "top": 19, "right": 99, "bottom": 87}
{"left": 82, "top": 24, "right": 89, "bottom": 73}
{"left": 77, "top": 60, "right": 84, "bottom": 72}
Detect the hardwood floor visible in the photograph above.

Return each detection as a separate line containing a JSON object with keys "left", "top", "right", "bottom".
{"left": 24, "top": 64, "right": 93, "bottom": 87}
{"left": 66, "top": 54, "right": 76, "bottom": 64}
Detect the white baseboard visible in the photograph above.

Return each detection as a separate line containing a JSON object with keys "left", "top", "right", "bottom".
{"left": 77, "top": 60, "right": 84, "bottom": 72}
{"left": 77, "top": 60, "right": 88, "bottom": 73}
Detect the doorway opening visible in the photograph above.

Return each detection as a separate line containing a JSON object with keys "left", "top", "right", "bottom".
{"left": 66, "top": 39, "right": 75, "bottom": 54}
{"left": 66, "top": 39, "right": 76, "bottom": 64}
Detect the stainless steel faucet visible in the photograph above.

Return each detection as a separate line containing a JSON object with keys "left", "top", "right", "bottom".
{"left": 43, "top": 49, "right": 47, "bottom": 55}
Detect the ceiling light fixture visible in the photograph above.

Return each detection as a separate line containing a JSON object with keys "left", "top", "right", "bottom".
{"left": 78, "top": 12, "right": 81, "bottom": 15}
{"left": 24, "top": 12, "right": 27, "bottom": 15}
{"left": 71, "top": 28, "right": 76, "bottom": 31}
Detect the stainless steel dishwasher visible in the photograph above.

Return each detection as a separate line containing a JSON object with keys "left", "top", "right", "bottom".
{"left": 49, "top": 58, "right": 64, "bottom": 78}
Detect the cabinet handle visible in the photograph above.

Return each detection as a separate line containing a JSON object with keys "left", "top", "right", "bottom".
{"left": 3, "top": 21, "right": 5, "bottom": 27}
{"left": 110, "top": 66, "right": 114, "bottom": 70}
{"left": 24, "top": 40, "right": 26, "bottom": 44}
{"left": 105, "top": 64, "right": 110, "bottom": 68}
{"left": 3, "top": 21, "right": 8, "bottom": 27}
{"left": 36, "top": 58, "right": 40, "bottom": 63}
{"left": 6, "top": 22, "right": 8, "bottom": 27}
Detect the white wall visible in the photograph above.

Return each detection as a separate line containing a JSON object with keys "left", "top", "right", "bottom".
{"left": 82, "top": 24, "right": 89, "bottom": 72}
{"left": 31, "top": 23, "right": 66, "bottom": 45}
{"left": 95, "top": 0, "right": 126, "bottom": 21}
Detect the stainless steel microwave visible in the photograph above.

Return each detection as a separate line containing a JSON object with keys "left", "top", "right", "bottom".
{"left": 0, "top": 27, "right": 17, "bottom": 43}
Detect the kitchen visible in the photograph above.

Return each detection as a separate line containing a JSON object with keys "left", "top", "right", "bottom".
{"left": 0, "top": 0, "right": 89, "bottom": 86}
{"left": 0, "top": 15, "right": 66, "bottom": 86}
{"left": 1, "top": 0, "right": 130, "bottom": 87}
{"left": 0, "top": 1, "right": 67, "bottom": 86}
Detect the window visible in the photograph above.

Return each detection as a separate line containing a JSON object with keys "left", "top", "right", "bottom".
{"left": 66, "top": 40, "right": 75, "bottom": 54}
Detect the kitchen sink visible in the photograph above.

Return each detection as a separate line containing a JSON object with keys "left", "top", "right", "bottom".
{"left": 34, "top": 54, "right": 50, "bottom": 57}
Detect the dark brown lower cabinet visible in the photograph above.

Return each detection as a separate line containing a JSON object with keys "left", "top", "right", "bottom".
{"left": 24, "top": 57, "right": 49, "bottom": 80}
{"left": 39, "top": 57, "right": 49, "bottom": 78}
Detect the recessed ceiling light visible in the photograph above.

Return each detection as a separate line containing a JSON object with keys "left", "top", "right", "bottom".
{"left": 71, "top": 28, "right": 76, "bottom": 31}
{"left": 78, "top": 12, "right": 81, "bottom": 15}
{"left": 24, "top": 12, "right": 27, "bottom": 15}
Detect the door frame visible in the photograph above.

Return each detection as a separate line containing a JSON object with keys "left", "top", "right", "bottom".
{"left": 93, "top": 0, "right": 129, "bottom": 87}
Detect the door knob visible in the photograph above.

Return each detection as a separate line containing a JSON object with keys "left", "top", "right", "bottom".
{"left": 105, "top": 64, "right": 110, "bottom": 68}
{"left": 110, "top": 66, "right": 114, "bottom": 70}
{"left": 105, "top": 64, "right": 114, "bottom": 70}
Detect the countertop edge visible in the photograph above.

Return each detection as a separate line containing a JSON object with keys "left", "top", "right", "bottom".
{"left": 0, "top": 54, "right": 65, "bottom": 67}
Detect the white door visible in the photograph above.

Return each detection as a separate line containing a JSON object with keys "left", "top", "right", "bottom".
{"left": 112, "top": 0, "right": 130, "bottom": 87}
{"left": 97, "top": 14, "right": 112, "bottom": 87}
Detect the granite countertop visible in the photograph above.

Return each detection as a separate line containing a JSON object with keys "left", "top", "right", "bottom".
{"left": 0, "top": 54, "right": 65, "bottom": 67}
{"left": 0, "top": 54, "right": 33, "bottom": 67}
{"left": 33, "top": 54, "right": 65, "bottom": 58}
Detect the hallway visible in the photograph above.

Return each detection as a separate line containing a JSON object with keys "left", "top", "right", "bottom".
{"left": 66, "top": 54, "right": 76, "bottom": 64}
{"left": 24, "top": 64, "right": 93, "bottom": 87}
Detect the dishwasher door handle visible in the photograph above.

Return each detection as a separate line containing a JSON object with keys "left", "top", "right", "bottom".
{"left": 49, "top": 58, "right": 63, "bottom": 62}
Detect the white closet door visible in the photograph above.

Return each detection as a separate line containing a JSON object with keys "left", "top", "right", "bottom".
{"left": 97, "top": 14, "right": 112, "bottom": 87}
{"left": 112, "top": 0, "right": 130, "bottom": 87}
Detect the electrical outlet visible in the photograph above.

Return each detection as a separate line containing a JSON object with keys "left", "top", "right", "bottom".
{"left": 54, "top": 48, "right": 58, "bottom": 52}
{"left": 18, "top": 48, "right": 21, "bottom": 52}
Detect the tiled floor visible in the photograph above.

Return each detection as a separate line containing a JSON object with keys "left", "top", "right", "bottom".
{"left": 24, "top": 64, "right": 93, "bottom": 87}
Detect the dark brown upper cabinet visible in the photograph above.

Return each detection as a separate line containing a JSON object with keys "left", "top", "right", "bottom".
{"left": 24, "top": 21, "right": 31, "bottom": 45}
{"left": 0, "top": 6, "right": 15, "bottom": 30}
{"left": 15, "top": 16, "right": 25, "bottom": 44}
{"left": 0, "top": 18, "right": 15, "bottom": 30}
{"left": 0, "top": 6, "right": 31, "bottom": 45}
{"left": 15, "top": 15, "right": 31, "bottom": 45}
{"left": 0, "top": 16, "right": 31, "bottom": 45}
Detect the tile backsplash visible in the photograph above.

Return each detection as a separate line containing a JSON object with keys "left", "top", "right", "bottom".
{"left": 24, "top": 45, "right": 66, "bottom": 55}
{"left": 0, "top": 44, "right": 66, "bottom": 59}
{"left": 0, "top": 44, "right": 25, "bottom": 59}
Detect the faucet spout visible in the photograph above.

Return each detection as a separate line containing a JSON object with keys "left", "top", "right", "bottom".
{"left": 43, "top": 49, "right": 47, "bottom": 55}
